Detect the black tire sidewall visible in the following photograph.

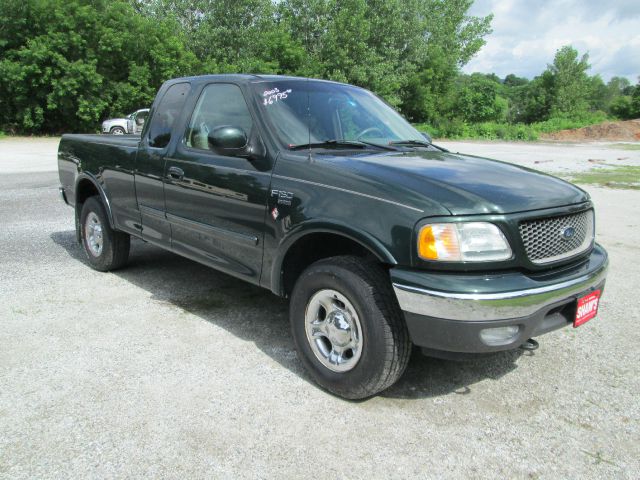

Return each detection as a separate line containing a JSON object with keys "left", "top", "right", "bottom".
{"left": 80, "top": 197, "right": 116, "bottom": 271}
{"left": 110, "top": 127, "right": 125, "bottom": 134}
{"left": 290, "top": 262, "right": 395, "bottom": 398}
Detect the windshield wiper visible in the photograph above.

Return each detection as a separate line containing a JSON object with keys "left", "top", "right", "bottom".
{"left": 388, "top": 139, "right": 433, "bottom": 147}
{"left": 289, "top": 139, "right": 397, "bottom": 151}
{"left": 388, "top": 139, "right": 448, "bottom": 152}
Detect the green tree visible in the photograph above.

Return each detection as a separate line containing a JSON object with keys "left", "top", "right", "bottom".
{"left": 502, "top": 74, "right": 530, "bottom": 122}
{"left": 609, "top": 95, "right": 634, "bottom": 119}
{"left": 518, "top": 71, "right": 555, "bottom": 123}
{"left": 453, "top": 73, "right": 507, "bottom": 123}
{"left": 277, "top": 0, "right": 492, "bottom": 115}
{"left": 503, "top": 74, "right": 529, "bottom": 88}
{"left": 631, "top": 79, "right": 640, "bottom": 118}
{"left": 587, "top": 75, "right": 608, "bottom": 111}
{"left": 137, "top": 0, "right": 309, "bottom": 75}
{"left": 605, "top": 77, "right": 633, "bottom": 118}
{"left": 610, "top": 79, "right": 640, "bottom": 119}
{"left": 401, "top": 47, "right": 458, "bottom": 122}
{"left": 0, "top": 0, "right": 196, "bottom": 133}
{"left": 316, "top": 0, "right": 409, "bottom": 105}
{"left": 401, "top": 0, "right": 493, "bottom": 122}
{"left": 0, "top": 0, "right": 499, "bottom": 133}
{"left": 193, "top": 0, "right": 281, "bottom": 72}
{"left": 547, "top": 45, "right": 591, "bottom": 118}
{"left": 606, "top": 77, "right": 630, "bottom": 99}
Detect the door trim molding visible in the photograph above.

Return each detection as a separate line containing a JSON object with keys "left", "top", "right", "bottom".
{"left": 139, "top": 204, "right": 166, "bottom": 220}
{"left": 166, "top": 212, "right": 259, "bottom": 246}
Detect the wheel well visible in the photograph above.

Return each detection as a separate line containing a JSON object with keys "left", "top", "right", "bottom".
{"left": 280, "top": 232, "right": 385, "bottom": 297}
{"left": 75, "top": 179, "right": 100, "bottom": 214}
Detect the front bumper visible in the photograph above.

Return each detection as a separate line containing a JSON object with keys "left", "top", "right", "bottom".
{"left": 391, "top": 244, "right": 608, "bottom": 354}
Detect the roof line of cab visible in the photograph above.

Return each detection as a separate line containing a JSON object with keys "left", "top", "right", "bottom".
{"left": 163, "top": 73, "right": 353, "bottom": 87}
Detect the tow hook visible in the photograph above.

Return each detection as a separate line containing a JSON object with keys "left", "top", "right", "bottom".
{"left": 520, "top": 338, "right": 539, "bottom": 351}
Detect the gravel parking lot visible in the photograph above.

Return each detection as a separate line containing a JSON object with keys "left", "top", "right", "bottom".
{"left": 1, "top": 137, "right": 639, "bottom": 478}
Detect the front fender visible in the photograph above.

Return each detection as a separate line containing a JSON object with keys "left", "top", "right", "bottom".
{"left": 269, "top": 219, "right": 398, "bottom": 295}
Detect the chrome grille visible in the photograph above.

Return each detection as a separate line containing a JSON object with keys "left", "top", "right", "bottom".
{"left": 519, "top": 210, "right": 594, "bottom": 264}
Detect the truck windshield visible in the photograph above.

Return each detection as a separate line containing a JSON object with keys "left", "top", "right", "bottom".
{"left": 251, "top": 80, "right": 425, "bottom": 149}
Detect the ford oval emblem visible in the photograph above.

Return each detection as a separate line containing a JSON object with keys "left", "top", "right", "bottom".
{"left": 561, "top": 226, "right": 576, "bottom": 240}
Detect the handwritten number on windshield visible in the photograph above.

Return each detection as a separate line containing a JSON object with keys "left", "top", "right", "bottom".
{"left": 263, "top": 88, "right": 292, "bottom": 106}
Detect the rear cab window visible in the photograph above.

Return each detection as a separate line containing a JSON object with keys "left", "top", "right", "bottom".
{"left": 148, "top": 82, "right": 191, "bottom": 148}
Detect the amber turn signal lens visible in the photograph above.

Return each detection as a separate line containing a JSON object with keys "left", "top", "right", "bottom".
{"left": 418, "top": 224, "right": 461, "bottom": 261}
{"left": 418, "top": 225, "right": 438, "bottom": 260}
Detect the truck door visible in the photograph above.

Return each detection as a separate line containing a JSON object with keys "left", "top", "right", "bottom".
{"left": 134, "top": 109, "right": 149, "bottom": 134}
{"left": 134, "top": 82, "right": 191, "bottom": 247}
{"left": 163, "top": 82, "right": 271, "bottom": 284}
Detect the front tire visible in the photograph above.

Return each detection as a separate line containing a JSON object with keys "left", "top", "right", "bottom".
{"left": 80, "top": 196, "right": 130, "bottom": 271}
{"left": 290, "top": 256, "right": 411, "bottom": 399}
{"left": 110, "top": 126, "right": 125, "bottom": 135}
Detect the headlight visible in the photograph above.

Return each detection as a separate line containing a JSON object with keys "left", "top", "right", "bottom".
{"left": 418, "top": 222, "right": 512, "bottom": 262}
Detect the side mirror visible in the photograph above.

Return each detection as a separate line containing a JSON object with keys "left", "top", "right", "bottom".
{"left": 243, "top": 134, "right": 266, "bottom": 161}
{"left": 209, "top": 126, "right": 265, "bottom": 161}
{"left": 420, "top": 131, "right": 433, "bottom": 143}
{"left": 209, "top": 126, "right": 248, "bottom": 151}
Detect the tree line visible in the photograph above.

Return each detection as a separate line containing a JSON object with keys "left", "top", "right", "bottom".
{"left": 423, "top": 46, "right": 640, "bottom": 139}
{"left": 0, "top": 0, "right": 638, "bottom": 135}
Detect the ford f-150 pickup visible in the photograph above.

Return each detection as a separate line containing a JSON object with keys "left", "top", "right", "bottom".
{"left": 58, "top": 74, "right": 608, "bottom": 399}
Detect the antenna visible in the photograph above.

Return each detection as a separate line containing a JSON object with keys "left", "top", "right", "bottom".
{"left": 305, "top": 4, "right": 311, "bottom": 154}
{"left": 307, "top": 78, "right": 311, "bottom": 152}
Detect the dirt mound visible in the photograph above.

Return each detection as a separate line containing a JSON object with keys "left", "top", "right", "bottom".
{"left": 540, "top": 119, "right": 640, "bottom": 142}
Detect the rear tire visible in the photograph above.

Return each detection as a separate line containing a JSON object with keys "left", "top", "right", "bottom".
{"left": 290, "top": 256, "right": 411, "bottom": 399}
{"left": 80, "top": 196, "right": 130, "bottom": 271}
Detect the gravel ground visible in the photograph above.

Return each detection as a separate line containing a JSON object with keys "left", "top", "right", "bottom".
{"left": 1, "top": 137, "right": 639, "bottom": 479}
{"left": 440, "top": 140, "right": 640, "bottom": 174}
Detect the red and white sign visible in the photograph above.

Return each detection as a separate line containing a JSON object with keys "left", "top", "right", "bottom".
{"left": 574, "top": 290, "right": 601, "bottom": 327}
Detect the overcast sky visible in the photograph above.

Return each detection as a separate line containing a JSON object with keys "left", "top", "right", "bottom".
{"left": 463, "top": 0, "right": 640, "bottom": 82}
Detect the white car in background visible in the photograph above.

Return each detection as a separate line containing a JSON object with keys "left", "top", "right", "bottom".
{"left": 101, "top": 108, "right": 149, "bottom": 135}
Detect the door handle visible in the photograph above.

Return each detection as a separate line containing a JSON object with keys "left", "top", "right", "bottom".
{"left": 167, "top": 166, "right": 184, "bottom": 180}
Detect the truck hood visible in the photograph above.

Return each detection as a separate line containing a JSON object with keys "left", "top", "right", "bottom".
{"left": 322, "top": 149, "right": 589, "bottom": 216}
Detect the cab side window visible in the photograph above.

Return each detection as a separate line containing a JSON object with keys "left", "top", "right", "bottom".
{"left": 186, "top": 83, "right": 254, "bottom": 151}
{"left": 149, "top": 83, "right": 191, "bottom": 148}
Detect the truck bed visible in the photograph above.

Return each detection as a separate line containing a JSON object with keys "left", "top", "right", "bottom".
{"left": 61, "top": 133, "right": 141, "bottom": 148}
{"left": 58, "top": 133, "right": 141, "bottom": 211}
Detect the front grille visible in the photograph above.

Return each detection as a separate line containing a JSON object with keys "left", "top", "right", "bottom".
{"left": 519, "top": 210, "right": 594, "bottom": 264}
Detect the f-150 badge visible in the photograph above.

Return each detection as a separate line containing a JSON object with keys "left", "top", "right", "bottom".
{"left": 271, "top": 189, "right": 294, "bottom": 206}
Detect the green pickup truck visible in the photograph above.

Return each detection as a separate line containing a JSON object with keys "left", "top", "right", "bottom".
{"left": 58, "top": 74, "right": 608, "bottom": 399}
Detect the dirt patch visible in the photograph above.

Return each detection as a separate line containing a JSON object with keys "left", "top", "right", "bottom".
{"left": 540, "top": 119, "right": 640, "bottom": 142}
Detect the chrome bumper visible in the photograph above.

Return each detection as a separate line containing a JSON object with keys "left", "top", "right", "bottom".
{"left": 393, "top": 255, "right": 608, "bottom": 322}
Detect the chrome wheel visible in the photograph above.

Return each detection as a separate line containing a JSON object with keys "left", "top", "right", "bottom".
{"left": 304, "top": 289, "right": 363, "bottom": 372}
{"left": 85, "top": 212, "right": 103, "bottom": 257}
